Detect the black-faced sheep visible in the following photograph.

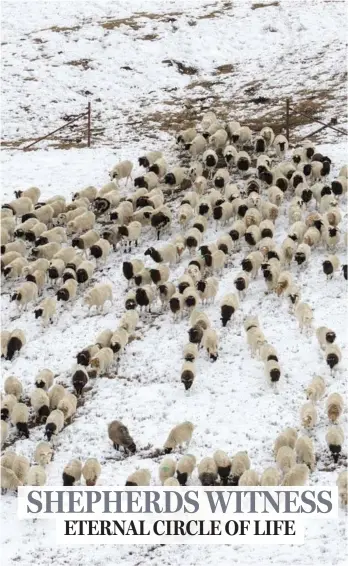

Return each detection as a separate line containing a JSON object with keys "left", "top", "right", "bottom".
{"left": 163, "top": 422, "right": 194, "bottom": 454}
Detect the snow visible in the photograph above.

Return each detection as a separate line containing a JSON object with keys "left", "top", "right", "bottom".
{"left": 1, "top": 0, "right": 347, "bottom": 565}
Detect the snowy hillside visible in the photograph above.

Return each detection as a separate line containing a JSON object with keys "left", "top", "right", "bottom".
{"left": 1, "top": 1, "right": 347, "bottom": 566}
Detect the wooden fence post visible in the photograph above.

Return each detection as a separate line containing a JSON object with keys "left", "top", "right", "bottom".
{"left": 87, "top": 102, "right": 91, "bottom": 147}
{"left": 286, "top": 98, "right": 290, "bottom": 142}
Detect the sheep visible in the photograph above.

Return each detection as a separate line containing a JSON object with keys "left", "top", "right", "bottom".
{"left": 32, "top": 241, "right": 61, "bottom": 260}
{"left": 72, "top": 367, "right": 88, "bottom": 396}
{"left": 24, "top": 204, "right": 55, "bottom": 226}
{"left": 187, "top": 261, "right": 203, "bottom": 282}
{"left": 126, "top": 469, "right": 151, "bottom": 487}
{"left": 71, "top": 230, "right": 99, "bottom": 253}
{"left": 201, "top": 327, "right": 218, "bottom": 362}
{"left": 138, "top": 150, "right": 163, "bottom": 168}
{"left": 56, "top": 206, "right": 88, "bottom": 226}
{"left": 223, "top": 144, "right": 238, "bottom": 168}
{"left": 125, "top": 289, "right": 137, "bottom": 311}
{"left": 36, "top": 226, "right": 67, "bottom": 246}
{"left": 66, "top": 211, "right": 95, "bottom": 236}
{"left": 183, "top": 342, "right": 198, "bottom": 363}
{"left": 118, "top": 221, "right": 142, "bottom": 252}
{"left": 326, "top": 393, "right": 344, "bottom": 423}
{"left": 324, "top": 207, "right": 342, "bottom": 228}
{"left": 293, "top": 243, "right": 311, "bottom": 268}
{"left": 122, "top": 259, "right": 144, "bottom": 285}
{"left": 300, "top": 402, "right": 317, "bottom": 429}
{"left": 262, "top": 259, "right": 281, "bottom": 292}
{"left": 260, "top": 344, "right": 279, "bottom": 365}
{"left": 22, "top": 258, "right": 50, "bottom": 277}
{"left": 84, "top": 283, "right": 113, "bottom": 314}
{"left": 236, "top": 151, "right": 251, "bottom": 174}
{"left": 1, "top": 394, "right": 17, "bottom": 421}
{"left": 295, "top": 436, "right": 315, "bottom": 471}
{"left": 213, "top": 202, "right": 233, "bottom": 227}
{"left": 34, "top": 297, "right": 57, "bottom": 327}
{"left": 150, "top": 206, "right": 172, "bottom": 240}
{"left": 323, "top": 225, "right": 340, "bottom": 250}
{"left": 1, "top": 421, "right": 9, "bottom": 448}
{"left": 272, "top": 134, "right": 289, "bottom": 158}
{"left": 150, "top": 264, "right": 170, "bottom": 286}
{"left": 90, "top": 347, "right": 114, "bottom": 374}
{"left": 163, "top": 421, "right": 194, "bottom": 454}
{"left": 182, "top": 286, "right": 200, "bottom": 312}
{"left": 306, "top": 376, "right": 325, "bottom": 402}
{"left": 169, "top": 292, "right": 184, "bottom": 321}
{"left": 260, "top": 467, "right": 280, "bottom": 486}
{"left": 188, "top": 134, "right": 207, "bottom": 156}
{"left": 135, "top": 285, "right": 156, "bottom": 312}
{"left": 265, "top": 359, "right": 281, "bottom": 384}
{"left": 14, "top": 186, "right": 41, "bottom": 204}
{"left": 197, "top": 458, "right": 218, "bottom": 486}
{"left": 213, "top": 451, "right": 231, "bottom": 485}
{"left": 228, "top": 220, "right": 246, "bottom": 247}
{"left": 1, "top": 331, "right": 10, "bottom": 359}
{"left": 30, "top": 388, "right": 50, "bottom": 423}
{"left": 145, "top": 244, "right": 177, "bottom": 265}
{"left": 110, "top": 328, "right": 129, "bottom": 356}
{"left": 244, "top": 315, "right": 260, "bottom": 332}
{"left": 56, "top": 278, "right": 77, "bottom": 303}
{"left": 75, "top": 260, "right": 94, "bottom": 284}
{"left": 47, "top": 258, "right": 66, "bottom": 283}
{"left": 322, "top": 255, "right": 340, "bottom": 279}
{"left": 11, "top": 281, "right": 38, "bottom": 311}
{"left": 158, "top": 282, "right": 176, "bottom": 310}
{"left": 164, "top": 167, "right": 186, "bottom": 188}
{"left": 259, "top": 220, "right": 274, "bottom": 240}
{"left": 273, "top": 428, "right": 298, "bottom": 456}
{"left": 159, "top": 457, "right": 176, "bottom": 485}
{"left": 72, "top": 186, "right": 97, "bottom": 202}
{"left": 202, "top": 149, "right": 219, "bottom": 175}
{"left": 220, "top": 293, "right": 239, "bottom": 327}
{"left": 276, "top": 446, "right": 296, "bottom": 474}
{"left": 172, "top": 454, "right": 196, "bottom": 487}
{"left": 25, "top": 269, "right": 46, "bottom": 293}
{"left": 232, "top": 125, "right": 252, "bottom": 147}
{"left": 82, "top": 458, "right": 101, "bottom": 486}
{"left": 57, "top": 392, "right": 77, "bottom": 422}
{"left": 108, "top": 420, "right": 136, "bottom": 453}
{"left": 34, "top": 441, "right": 53, "bottom": 467}
{"left": 4, "top": 257, "right": 29, "bottom": 279}
{"left": 336, "top": 471, "right": 348, "bottom": 506}
{"left": 1, "top": 450, "right": 17, "bottom": 469}
{"left": 326, "top": 426, "right": 344, "bottom": 463}
{"left": 213, "top": 169, "right": 229, "bottom": 191}
{"left": 181, "top": 361, "right": 196, "bottom": 391}
{"left": 275, "top": 271, "right": 293, "bottom": 296}
{"left": 184, "top": 228, "right": 203, "bottom": 256}
{"left": 241, "top": 251, "right": 263, "bottom": 280}
{"left": 63, "top": 459, "right": 82, "bottom": 486}
{"left": 4, "top": 376, "right": 23, "bottom": 399}
{"left": 178, "top": 203, "right": 194, "bottom": 228}
{"left": 10, "top": 455, "right": 30, "bottom": 486}
{"left": 109, "top": 160, "right": 133, "bottom": 185}
{"left": 48, "top": 384, "right": 66, "bottom": 410}
{"left": 239, "top": 470, "right": 260, "bottom": 486}
{"left": 196, "top": 277, "right": 219, "bottom": 305}
{"left": 247, "top": 327, "right": 266, "bottom": 357}
{"left": 319, "top": 194, "right": 338, "bottom": 215}
{"left": 119, "top": 310, "right": 139, "bottom": 335}
{"left": 134, "top": 268, "right": 152, "bottom": 287}
{"left": 26, "top": 465, "right": 47, "bottom": 486}
{"left": 229, "top": 451, "right": 250, "bottom": 485}
{"left": 11, "top": 402, "right": 29, "bottom": 438}
{"left": 3, "top": 196, "right": 33, "bottom": 217}
{"left": 282, "top": 464, "right": 309, "bottom": 486}
{"left": 89, "top": 238, "right": 111, "bottom": 264}
{"left": 245, "top": 208, "right": 262, "bottom": 228}
{"left": 331, "top": 175, "right": 347, "bottom": 197}
{"left": 76, "top": 344, "right": 100, "bottom": 367}
{"left": 203, "top": 250, "right": 226, "bottom": 275}
{"left": 295, "top": 302, "right": 313, "bottom": 334}
{"left": 44, "top": 409, "right": 65, "bottom": 441}
{"left": 110, "top": 201, "right": 133, "bottom": 225}
{"left": 245, "top": 225, "right": 261, "bottom": 248}
{"left": 1, "top": 466, "right": 23, "bottom": 491}
{"left": 5, "top": 329, "right": 26, "bottom": 361}
{"left": 316, "top": 326, "right": 336, "bottom": 351}
{"left": 1, "top": 239, "right": 26, "bottom": 256}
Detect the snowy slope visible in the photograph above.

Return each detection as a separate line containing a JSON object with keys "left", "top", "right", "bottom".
{"left": 1, "top": 0, "right": 348, "bottom": 565}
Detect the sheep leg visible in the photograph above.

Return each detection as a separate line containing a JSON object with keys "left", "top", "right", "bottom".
{"left": 113, "top": 443, "right": 120, "bottom": 451}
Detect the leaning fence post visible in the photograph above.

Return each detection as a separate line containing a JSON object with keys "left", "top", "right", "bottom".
{"left": 87, "top": 102, "right": 91, "bottom": 147}
{"left": 285, "top": 98, "right": 290, "bottom": 142}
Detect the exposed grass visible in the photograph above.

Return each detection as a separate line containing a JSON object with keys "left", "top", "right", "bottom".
{"left": 140, "top": 34, "right": 159, "bottom": 41}
{"left": 100, "top": 11, "right": 182, "bottom": 31}
{"left": 49, "top": 25, "right": 81, "bottom": 33}
{"left": 214, "top": 63, "right": 234, "bottom": 75}
{"left": 65, "top": 59, "right": 91, "bottom": 70}
{"left": 252, "top": 1, "right": 279, "bottom": 9}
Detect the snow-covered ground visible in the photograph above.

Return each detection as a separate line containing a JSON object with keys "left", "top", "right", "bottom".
{"left": 1, "top": 0, "right": 347, "bottom": 565}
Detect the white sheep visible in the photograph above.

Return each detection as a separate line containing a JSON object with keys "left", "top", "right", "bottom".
{"left": 11, "top": 402, "right": 29, "bottom": 438}
{"left": 4, "top": 257, "right": 29, "bottom": 279}
{"left": 260, "top": 467, "right": 280, "bottom": 486}
{"left": 57, "top": 392, "right": 77, "bottom": 422}
{"left": 76, "top": 260, "right": 95, "bottom": 284}
{"left": 164, "top": 167, "right": 186, "bottom": 188}
{"left": 276, "top": 446, "right": 296, "bottom": 473}
{"left": 204, "top": 250, "right": 226, "bottom": 274}
{"left": 282, "top": 464, "right": 309, "bottom": 486}
{"left": 295, "top": 436, "right": 315, "bottom": 471}
{"left": 300, "top": 402, "right": 317, "bottom": 428}
{"left": 1, "top": 394, "right": 17, "bottom": 421}
{"left": 196, "top": 277, "right": 219, "bottom": 305}
{"left": 109, "top": 160, "right": 133, "bottom": 184}
{"left": 56, "top": 278, "right": 77, "bottom": 302}
{"left": 189, "top": 134, "right": 207, "bottom": 156}
{"left": 30, "top": 388, "right": 50, "bottom": 423}
{"left": 1, "top": 331, "right": 10, "bottom": 359}
{"left": 159, "top": 457, "right": 176, "bottom": 485}
{"left": 239, "top": 469, "right": 260, "bottom": 486}
{"left": 336, "top": 471, "right": 348, "bottom": 506}
{"left": 245, "top": 225, "right": 261, "bottom": 247}
{"left": 202, "top": 327, "right": 218, "bottom": 361}
{"left": 66, "top": 211, "right": 95, "bottom": 236}
{"left": 26, "top": 465, "right": 46, "bottom": 486}
{"left": 90, "top": 347, "right": 114, "bottom": 374}
{"left": 34, "top": 297, "right": 57, "bottom": 327}
{"left": 178, "top": 203, "right": 195, "bottom": 227}
{"left": 126, "top": 469, "right": 151, "bottom": 486}
{"left": 117, "top": 221, "right": 142, "bottom": 251}
{"left": 230, "top": 451, "right": 250, "bottom": 485}
{"left": 82, "top": 458, "right": 101, "bottom": 486}
{"left": 110, "top": 328, "right": 129, "bottom": 356}
{"left": 236, "top": 151, "right": 251, "bottom": 174}
{"left": 163, "top": 422, "right": 194, "bottom": 453}
{"left": 158, "top": 282, "right": 176, "bottom": 309}
{"left": 34, "top": 441, "right": 53, "bottom": 467}
{"left": 11, "top": 454, "right": 30, "bottom": 485}
{"left": 295, "top": 302, "right": 313, "bottom": 333}
{"left": 11, "top": 281, "right": 38, "bottom": 311}
{"left": 213, "top": 451, "right": 231, "bottom": 485}
{"left": 198, "top": 458, "right": 218, "bottom": 486}
{"left": 273, "top": 428, "right": 298, "bottom": 456}
{"left": 119, "top": 310, "right": 139, "bottom": 334}
{"left": 3, "top": 197, "right": 33, "bottom": 217}
{"left": 306, "top": 376, "right": 325, "bottom": 402}
{"left": 84, "top": 283, "right": 113, "bottom": 313}
{"left": 176, "top": 454, "right": 196, "bottom": 486}
{"left": 265, "top": 359, "right": 281, "bottom": 384}
{"left": 326, "top": 393, "right": 344, "bottom": 423}
{"left": 150, "top": 264, "right": 170, "bottom": 286}
{"left": 232, "top": 126, "right": 252, "bottom": 147}
{"left": 48, "top": 384, "right": 66, "bottom": 410}
{"left": 4, "top": 376, "right": 23, "bottom": 399}
{"left": 1, "top": 450, "right": 17, "bottom": 469}
{"left": 316, "top": 326, "right": 336, "bottom": 350}
{"left": 138, "top": 150, "right": 163, "bottom": 168}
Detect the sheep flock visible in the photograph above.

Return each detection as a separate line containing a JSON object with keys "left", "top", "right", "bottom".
{"left": 1, "top": 112, "right": 347, "bottom": 508}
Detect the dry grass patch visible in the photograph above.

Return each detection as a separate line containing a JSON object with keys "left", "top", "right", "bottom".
{"left": 50, "top": 25, "right": 81, "bottom": 33}
{"left": 252, "top": 1, "right": 279, "bottom": 9}
{"left": 140, "top": 34, "right": 159, "bottom": 41}
{"left": 214, "top": 63, "right": 234, "bottom": 75}
{"left": 65, "top": 59, "right": 91, "bottom": 70}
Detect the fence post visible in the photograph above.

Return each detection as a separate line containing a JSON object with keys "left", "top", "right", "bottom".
{"left": 87, "top": 102, "right": 91, "bottom": 147}
{"left": 285, "top": 98, "right": 290, "bottom": 142}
